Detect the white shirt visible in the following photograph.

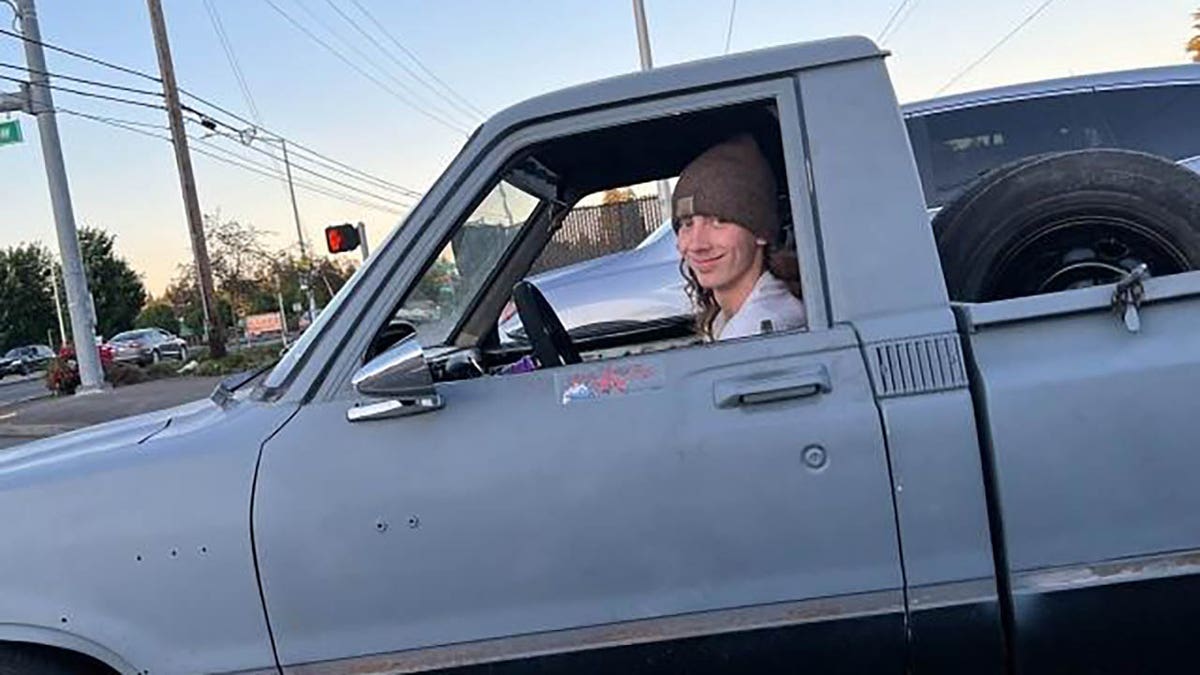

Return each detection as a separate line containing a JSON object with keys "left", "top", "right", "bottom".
{"left": 711, "top": 271, "right": 807, "bottom": 341}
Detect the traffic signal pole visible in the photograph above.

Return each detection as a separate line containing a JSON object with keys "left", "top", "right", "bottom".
{"left": 8, "top": 0, "right": 105, "bottom": 392}
{"left": 279, "top": 139, "right": 318, "bottom": 321}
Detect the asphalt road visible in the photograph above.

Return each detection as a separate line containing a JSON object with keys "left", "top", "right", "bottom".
{"left": 0, "top": 373, "right": 49, "bottom": 409}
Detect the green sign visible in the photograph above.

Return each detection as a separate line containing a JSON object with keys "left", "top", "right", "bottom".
{"left": 0, "top": 119, "right": 22, "bottom": 146}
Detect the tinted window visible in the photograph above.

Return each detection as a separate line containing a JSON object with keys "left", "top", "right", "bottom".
{"left": 1088, "top": 85, "right": 1200, "bottom": 161}
{"left": 906, "top": 93, "right": 1101, "bottom": 207}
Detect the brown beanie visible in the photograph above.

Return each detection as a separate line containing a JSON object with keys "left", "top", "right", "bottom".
{"left": 672, "top": 133, "right": 779, "bottom": 243}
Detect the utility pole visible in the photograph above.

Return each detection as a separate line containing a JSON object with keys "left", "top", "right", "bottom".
{"left": 631, "top": 0, "right": 673, "bottom": 222}
{"left": 279, "top": 138, "right": 318, "bottom": 322}
{"left": 146, "top": 0, "right": 227, "bottom": 358}
{"left": 2, "top": 0, "right": 105, "bottom": 391}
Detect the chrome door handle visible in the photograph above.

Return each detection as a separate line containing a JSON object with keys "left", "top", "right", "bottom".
{"left": 713, "top": 366, "right": 831, "bottom": 408}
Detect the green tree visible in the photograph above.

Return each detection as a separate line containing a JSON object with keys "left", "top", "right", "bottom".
{"left": 78, "top": 227, "right": 147, "bottom": 339}
{"left": 164, "top": 263, "right": 233, "bottom": 339}
{"left": 134, "top": 301, "right": 179, "bottom": 333}
{"left": 0, "top": 244, "right": 56, "bottom": 350}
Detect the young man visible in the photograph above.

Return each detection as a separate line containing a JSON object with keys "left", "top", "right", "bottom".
{"left": 674, "top": 133, "right": 807, "bottom": 341}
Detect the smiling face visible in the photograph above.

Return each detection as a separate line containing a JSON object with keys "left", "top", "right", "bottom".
{"left": 676, "top": 214, "right": 764, "bottom": 297}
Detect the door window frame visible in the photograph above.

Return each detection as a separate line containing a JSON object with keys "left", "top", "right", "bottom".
{"left": 310, "top": 76, "right": 828, "bottom": 403}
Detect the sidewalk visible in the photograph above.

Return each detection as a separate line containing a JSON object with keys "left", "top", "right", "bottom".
{"left": 0, "top": 376, "right": 223, "bottom": 448}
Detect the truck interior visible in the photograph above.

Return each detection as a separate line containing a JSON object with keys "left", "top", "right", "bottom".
{"left": 367, "top": 99, "right": 798, "bottom": 382}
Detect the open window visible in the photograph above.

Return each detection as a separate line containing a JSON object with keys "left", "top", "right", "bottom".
{"left": 369, "top": 99, "right": 803, "bottom": 382}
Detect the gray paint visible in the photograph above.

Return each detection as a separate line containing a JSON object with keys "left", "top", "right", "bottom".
{"left": 797, "top": 60, "right": 949, "bottom": 333}
{"left": 255, "top": 327, "right": 904, "bottom": 665}
{"left": 965, "top": 276, "right": 1200, "bottom": 570}
{"left": 0, "top": 398, "right": 296, "bottom": 674}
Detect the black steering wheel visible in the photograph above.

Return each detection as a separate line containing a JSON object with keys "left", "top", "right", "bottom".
{"left": 511, "top": 280, "right": 581, "bottom": 368}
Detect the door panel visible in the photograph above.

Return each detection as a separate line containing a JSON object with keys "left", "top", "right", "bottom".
{"left": 964, "top": 282, "right": 1200, "bottom": 673}
{"left": 254, "top": 327, "right": 905, "bottom": 671}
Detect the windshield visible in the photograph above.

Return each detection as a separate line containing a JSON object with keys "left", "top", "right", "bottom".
{"left": 110, "top": 331, "right": 146, "bottom": 342}
{"left": 4, "top": 348, "right": 23, "bottom": 358}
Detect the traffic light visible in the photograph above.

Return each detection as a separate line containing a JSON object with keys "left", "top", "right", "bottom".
{"left": 325, "top": 223, "right": 361, "bottom": 254}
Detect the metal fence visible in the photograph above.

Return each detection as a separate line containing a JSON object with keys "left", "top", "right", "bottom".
{"left": 531, "top": 195, "right": 664, "bottom": 274}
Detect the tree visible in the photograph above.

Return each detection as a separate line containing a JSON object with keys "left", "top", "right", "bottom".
{"left": 78, "top": 227, "right": 147, "bottom": 339}
{"left": 602, "top": 187, "right": 636, "bottom": 204}
{"left": 204, "top": 213, "right": 273, "bottom": 320}
{"left": 1189, "top": 9, "right": 1200, "bottom": 62}
{"left": 0, "top": 244, "right": 56, "bottom": 350}
{"left": 135, "top": 301, "right": 179, "bottom": 333}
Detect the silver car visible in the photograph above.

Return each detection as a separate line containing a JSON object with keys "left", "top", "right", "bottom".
{"left": 107, "top": 328, "right": 189, "bottom": 365}
{"left": 504, "top": 64, "right": 1200, "bottom": 340}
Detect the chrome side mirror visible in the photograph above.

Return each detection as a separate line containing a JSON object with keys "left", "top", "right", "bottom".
{"left": 347, "top": 334, "right": 443, "bottom": 422}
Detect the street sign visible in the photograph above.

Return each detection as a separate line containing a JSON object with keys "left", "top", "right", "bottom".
{"left": 0, "top": 119, "right": 23, "bottom": 146}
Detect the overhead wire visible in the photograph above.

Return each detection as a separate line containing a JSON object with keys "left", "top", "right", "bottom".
{"left": 0, "top": 26, "right": 161, "bottom": 83}
{"left": 936, "top": 0, "right": 1059, "bottom": 95}
{"left": 1, "top": 23, "right": 424, "bottom": 200}
{"left": 723, "top": 0, "right": 737, "bottom": 55}
{"left": 58, "top": 109, "right": 406, "bottom": 215}
{"left": 0, "top": 61, "right": 163, "bottom": 97}
{"left": 292, "top": 0, "right": 475, "bottom": 129}
{"left": 201, "top": 0, "right": 263, "bottom": 123}
{"left": 319, "top": 0, "right": 481, "bottom": 125}
{"left": 0, "top": 73, "right": 167, "bottom": 110}
{"left": 259, "top": 0, "right": 470, "bottom": 135}
{"left": 876, "top": 0, "right": 912, "bottom": 43}
{"left": 346, "top": 0, "right": 486, "bottom": 119}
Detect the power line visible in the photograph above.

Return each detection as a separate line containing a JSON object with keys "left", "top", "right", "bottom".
{"left": 1, "top": 21, "right": 424, "bottom": 204}
{"left": 259, "top": 0, "right": 469, "bottom": 135}
{"left": 0, "top": 26, "right": 161, "bottom": 83}
{"left": 936, "top": 0, "right": 1059, "bottom": 95}
{"left": 347, "top": 0, "right": 486, "bottom": 119}
{"left": 191, "top": 122, "right": 415, "bottom": 207}
{"left": 202, "top": 0, "right": 262, "bottom": 123}
{"left": 0, "top": 61, "right": 163, "bottom": 97}
{"left": 0, "top": 73, "right": 166, "bottom": 110}
{"left": 876, "top": 0, "right": 912, "bottom": 43}
{"left": 60, "top": 109, "right": 406, "bottom": 215}
{"left": 57, "top": 107, "right": 169, "bottom": 130}
{"left": 880, "top": 0, "right": 921, "bottom": 44}
{"left": 723, "top": 0, "right": 738, "bottom": 55}
{"left": 320, "top": 0, "right": 481, "bottom": 125}
{"left": 292, "top": 0, "right": 475, "bottom": 129}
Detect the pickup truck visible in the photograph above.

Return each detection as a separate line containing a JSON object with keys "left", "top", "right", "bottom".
{"left": 2, "top": 36, "right": 1198, "bottom": 675}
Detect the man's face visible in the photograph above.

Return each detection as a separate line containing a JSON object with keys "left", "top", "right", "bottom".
{"left": 676, "top": 214, "right": 762, "bottom": 293}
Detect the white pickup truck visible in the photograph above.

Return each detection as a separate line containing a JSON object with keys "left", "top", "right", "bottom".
{"left": 1, "top": 36, "right": 1198, "bottom": 675}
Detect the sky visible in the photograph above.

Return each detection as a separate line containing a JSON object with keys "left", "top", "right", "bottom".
{"left": 1, "top": 0, "right": 1197, "bottom": 296}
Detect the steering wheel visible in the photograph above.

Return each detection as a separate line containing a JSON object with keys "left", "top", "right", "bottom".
{"left": 511, "top": 280, "right": 581, "bottom": 368}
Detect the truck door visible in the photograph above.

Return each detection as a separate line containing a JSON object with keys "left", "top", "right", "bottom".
{"left": 252, "top": 82, "right": 908, "bottom": 673}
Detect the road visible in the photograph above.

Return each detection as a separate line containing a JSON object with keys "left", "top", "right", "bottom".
{"left": 0, "top": 373, "right": 49, "bottom": 409}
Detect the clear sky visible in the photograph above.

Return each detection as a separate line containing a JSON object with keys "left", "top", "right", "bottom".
{"left": 1, "top": 0, "right": 1197, "bottom": 296}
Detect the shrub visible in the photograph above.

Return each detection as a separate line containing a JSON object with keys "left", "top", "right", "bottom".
{"left": 45, "top": 357, "right": 80, "bottom": 396}
{"left": 103, "top": 361, "right": 148, "bottom": 387}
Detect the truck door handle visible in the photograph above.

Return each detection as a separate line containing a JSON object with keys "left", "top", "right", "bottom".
{"left": 714, "top": 366, "right": 831, "bottom": 408}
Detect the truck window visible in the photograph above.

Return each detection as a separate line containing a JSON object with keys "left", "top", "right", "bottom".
{"left": 906, "top": 93, "right": 1099, "bottom": 208}
{"left": 1089, "top": 84, "right": 1200, "bottom": 162}
{"left": 375, "top": 99, "right": 809, "bottom": 379}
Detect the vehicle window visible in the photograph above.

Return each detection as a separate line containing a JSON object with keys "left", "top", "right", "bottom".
{"left": 110, "top": 331, "right": 137, "bottom": 342}
{"left": 529, "top": 188, "right": 664, "bottom": 275}
{"left": 396, "top": 180, "right": 539, "bottom": 347}
{"left": 1090, "top": 85, "right": 1200, "bottom": 162}
{"left": 906, "top": 93, "right": 1100, "bottom": 207}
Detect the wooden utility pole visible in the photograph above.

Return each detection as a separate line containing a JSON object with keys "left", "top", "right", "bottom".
{"left": 147, "top": 0, "right": 226, "bottom": 358}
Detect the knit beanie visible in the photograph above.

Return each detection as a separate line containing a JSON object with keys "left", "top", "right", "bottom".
{"left": 672, "top": 133, "right": 780, "bottom": 243}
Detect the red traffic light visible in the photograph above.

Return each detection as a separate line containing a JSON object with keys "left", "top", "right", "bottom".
{"left": 325, "top": 223, "right": 361, "bottom": 254}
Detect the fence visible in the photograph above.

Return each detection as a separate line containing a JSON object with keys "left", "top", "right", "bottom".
{"left": 453, "top": 195, "right": 666, "bottom": 278}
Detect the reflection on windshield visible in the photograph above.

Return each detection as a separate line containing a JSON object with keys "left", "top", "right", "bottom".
{"left": 398, "top": 181, "right": 539, "bottom": 347}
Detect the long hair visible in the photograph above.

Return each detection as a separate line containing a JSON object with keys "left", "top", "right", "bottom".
{"left": 681, "top": 244, "right": 802, "bottom": 340}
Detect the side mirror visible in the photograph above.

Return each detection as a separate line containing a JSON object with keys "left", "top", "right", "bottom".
{"left": 347, "top": 334, "right": 444, "bottom": 422}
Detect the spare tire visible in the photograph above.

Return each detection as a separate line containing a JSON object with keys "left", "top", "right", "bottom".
{"left": 932, "top": 149, "right": 1200, "bottom": 302}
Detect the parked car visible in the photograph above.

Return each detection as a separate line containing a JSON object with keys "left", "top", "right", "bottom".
{"left": 106, "top": 328, "right": 189, "bottom": 365}
{"left": 2, "top": 37, "right": 1200, "bottom": 674}
{"left": 502, "top": 63, "right": 1200, "bottom": 341}
{"left": 0, "top": 344, "right": 56, "bottom": 377}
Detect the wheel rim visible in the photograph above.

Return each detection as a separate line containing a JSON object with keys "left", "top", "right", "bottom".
{"left": 982, "top": 212, "right": 1192, "bottom": 301}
